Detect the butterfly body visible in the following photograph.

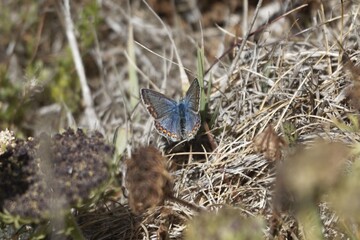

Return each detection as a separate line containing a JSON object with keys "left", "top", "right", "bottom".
{"left": 178, "top": 102, "right": 187, "bottom": 133}
{"left": 141, "top": 79, "right": 201, "bottom": 142}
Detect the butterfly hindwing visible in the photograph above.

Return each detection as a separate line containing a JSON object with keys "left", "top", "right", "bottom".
{"left": 154, "top": 110, "right": 182, "bottom": 142}
{"left": 182, "top": 107, "right": 201, "bottom": 140}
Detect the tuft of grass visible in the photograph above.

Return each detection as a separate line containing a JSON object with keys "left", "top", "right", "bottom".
{"left": 48, "top": 49, "right": 82, "bottom": 112}
{"left": 127, "top": 22, "right": 140, "bottom": 112}
{"left": 197, "top": 46, "right": 206, "bottom": 111}
{"left": 76, "top": 1, "right": 102, "bottom": 49}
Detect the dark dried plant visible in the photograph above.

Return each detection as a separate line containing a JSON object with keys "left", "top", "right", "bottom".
{"left": 125, "top": 146, "right": 174, "bottom": 215}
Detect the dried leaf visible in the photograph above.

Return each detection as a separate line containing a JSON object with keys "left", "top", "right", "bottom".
{"left": 342, "top": 52, "right": 360, "bottom": 82}
{"left": 253, "top": 125, "right": 287, "bottom": 161}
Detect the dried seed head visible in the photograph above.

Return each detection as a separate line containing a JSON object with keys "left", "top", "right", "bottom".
{"left": 125, "top": 146, "right": 173, "bottom": 215}
{"left": 253, "top": 125, "right": 287, "bottom": 161}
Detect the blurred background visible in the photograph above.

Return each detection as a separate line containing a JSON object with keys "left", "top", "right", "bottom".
{"left": 1, "top": 1, "right": 360, "bottom": 239}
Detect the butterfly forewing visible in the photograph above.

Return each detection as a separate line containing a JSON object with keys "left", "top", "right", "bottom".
{"left": 141, "top": 88, "right": 181, "bottom": 141}
{"left": 184, "top": 78, "right": 200, "bottom": 113}
{"left": 180, "top": 79, "right": 201, "bottom": 140}
{"left": 141, "top": 89, "right": 178, "bottom": 119}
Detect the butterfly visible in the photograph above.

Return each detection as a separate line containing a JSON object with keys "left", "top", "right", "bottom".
{"left": 140, "top": 79, "right": 201, "bottom": 142}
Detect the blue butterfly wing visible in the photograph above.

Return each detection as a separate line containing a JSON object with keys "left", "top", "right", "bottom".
{"left": 154, "top": 111, "right": 181, "bottom": 142}
{"left": 181, "top": 79, "right": 201, "bottom": 140}
{"left": 181, "top": 106, "right": 201, "bottom": 140}
{"left": 184, "top": 78, "right": 200, "bottom": 113}
{"left": 141, "top": 88, "right": 181, "bottom": 141}
{"left": 141, "top": 89, "right": 178, "bottom": 119}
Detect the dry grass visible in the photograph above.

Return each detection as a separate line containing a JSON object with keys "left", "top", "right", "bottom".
{"left": 1, "top": 0, "right": 360, "bottom": 239}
